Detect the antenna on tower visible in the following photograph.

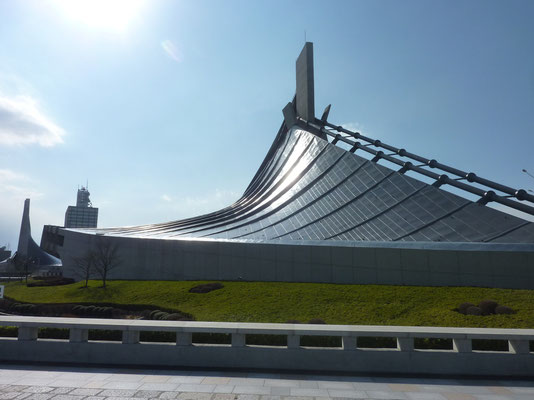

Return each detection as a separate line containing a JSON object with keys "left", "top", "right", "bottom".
{"left": 86, "top": 179, "right": 89, "bottom": 190}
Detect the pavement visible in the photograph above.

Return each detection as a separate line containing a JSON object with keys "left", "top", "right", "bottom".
{"left": 0, "top": 364, "right": 533, "bottom": 400}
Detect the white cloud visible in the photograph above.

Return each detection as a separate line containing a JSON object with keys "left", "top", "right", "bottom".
{"left": 161, "top": 194, "right": 172, "bottom": 202}
{"left": 0, "top": 169, "right": 42, "bottom": 200}
{"left": 0, "top": 95, "right": 65, "bottom": 147}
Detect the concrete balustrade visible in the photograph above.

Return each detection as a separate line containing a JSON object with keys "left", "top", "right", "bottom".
{"left": 0, "top": 316, "right": 533, "bottom": 377}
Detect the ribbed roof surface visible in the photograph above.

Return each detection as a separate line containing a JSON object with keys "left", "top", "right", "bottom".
{"left": 82, "top": 124, "right": 534, "bottom": 243}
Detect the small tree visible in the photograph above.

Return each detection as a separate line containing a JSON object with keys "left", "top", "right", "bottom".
{"left": 92, "top": 238, "right": 121, "bottom": 288}
{"left": 12, "top": 252, "right": 30, "bottom": 284}
{"left": 73, "top": 250, "right": 95, "bottom": 288}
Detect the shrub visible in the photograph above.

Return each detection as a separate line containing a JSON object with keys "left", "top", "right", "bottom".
{"left": 189, "top": 282, "right": 224, "bottom": 294}
{"left": 152, "top": 311, "right": 168, "bottom": 320}
{"left": 149, "top": 310, "right": 162, "bottom": 319}
{"left": 466, "top": 306, "right": 482, "bottom": 316}
{"left": 286, "top": 319, "right": 301, "bottom": 324}
{"left": 495, "top": 305, "right": 514, "bottom": 315}
{"left": 458, "top": 302, "right": 475, "bottom": 314}
{"left": 478, "top": 300, "right": 498, "bottom": 315}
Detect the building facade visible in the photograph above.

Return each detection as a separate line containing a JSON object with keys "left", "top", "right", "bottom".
{"left": 64, "top": 187, "right": 98, "bottom": 228}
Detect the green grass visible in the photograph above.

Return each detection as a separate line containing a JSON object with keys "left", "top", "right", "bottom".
{"left": 3, "top": 280, "right": 534, "bottom": 328}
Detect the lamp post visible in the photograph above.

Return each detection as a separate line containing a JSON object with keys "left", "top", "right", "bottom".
{"left": 522, "top": 169, "right": 534, "bottom": 193}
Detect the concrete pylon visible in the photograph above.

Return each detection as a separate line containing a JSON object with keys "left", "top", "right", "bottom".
{"left": 17, "top": 199, "right": 31, "bottom": 257}
{"left": 296, "top": 42, "right": 315, "bottom": 122}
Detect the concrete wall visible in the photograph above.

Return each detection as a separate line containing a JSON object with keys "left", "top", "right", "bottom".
{"left": 58, "top": 230, "right": 534, "bottom": 289}
{"left": 1, "top": 316, "right": 533, "bottom": 377}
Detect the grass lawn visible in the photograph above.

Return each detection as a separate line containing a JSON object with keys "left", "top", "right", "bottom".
{"left": 3, "top": 280, "right": 534, "bottom": 328}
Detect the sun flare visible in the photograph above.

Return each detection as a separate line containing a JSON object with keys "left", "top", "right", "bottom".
{"left": 54, "top": 0, "right": 145, "bottom": 33}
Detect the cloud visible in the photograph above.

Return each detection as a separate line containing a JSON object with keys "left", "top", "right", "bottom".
{"left": 161, "top": 194, "right": 172, "bottom": 202}
{"left": 161, "top": 39, "right": 183, "bottom": 63}
{"left": 0, "top": 169, "right": 42, "bottom": 200}
{"left": 0, "top": 95, "right": 65, "bottom": 147}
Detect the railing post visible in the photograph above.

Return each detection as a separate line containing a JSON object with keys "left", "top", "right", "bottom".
{"left": 232, "top": 333, "right": 245, "bottom": 347}
{"left": 176, "top": 332, "right": 192, "bottom": 346}
{"left": 122, "top": 330, "right": 139, "bottom": 344}
{"left": 69, "top": 328, "right": 88, "bottom": 343}
{"left": 287, "top": 335, "right": 300, "bottom": 349}
{"left": 342, "top": 336, "right": 357, "bottom": 350}
{"left": 18, "top": 327, "right": 38, "bottom": 341}
{"left": 453, "top": 338, "right": 472, "bottom": 353}
{"left": 397, "top": 337, "right": 413, "bottom": 352}
{"left": 509, "top": 340, "right": 530, "bottom": 354}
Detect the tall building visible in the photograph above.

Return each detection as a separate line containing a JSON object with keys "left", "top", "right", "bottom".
{"left": 64, "top": 186, "right": 98, "bottom": 228}
{"left": 42, "top": 43, "right": 534, "bottom": 289}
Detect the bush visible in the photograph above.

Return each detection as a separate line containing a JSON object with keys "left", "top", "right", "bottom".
{"left": 466, "top": 306, "right": 482, "bottom": 316}
{"left": 458, "top": 302, "right": 475, "bottom": 315}
{"left": 478, "top": 300, "right": 498, "bottom": 315}
{"left": 286, "top": 319, "right": 301, "bottom": 324}
{"left": 27, "top": 278, "right": 75, "bottom": 287}
{"left": 495, "top": 305, "right": 515, "bottom": 315}
{"left": 189, "top": 282, "right": 224, "bottom": 294}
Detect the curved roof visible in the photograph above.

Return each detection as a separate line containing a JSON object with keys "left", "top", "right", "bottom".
{"left": 77, "top": 122, "right": 534, "bottom": 244}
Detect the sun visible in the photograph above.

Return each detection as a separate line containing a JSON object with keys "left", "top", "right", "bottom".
{"left": 54, "top": 0, "right": 145, "bottom": 33}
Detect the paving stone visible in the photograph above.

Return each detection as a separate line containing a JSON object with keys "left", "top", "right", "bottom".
{"left": 233, "top": 387, "right": 270, "bottom": 396}
{"left": 441, "top": 394, "right": 476, "bottom": 400}
{"left": 84, "top": 397, "right": 106, "bottom": 400}
{"left": 134, "top": 390, "right": 162, "bottom": 398}
{"left": 22, "top": 388, "right": 53, "bottom": 394}
{"left": 236, "top": 395, "right": 259, "bottom": 400}
{"left": 50, "top": 395, "right": 85, "bottom": 400}
{"left": 100, "top": 390, "right": 137, "bottom": 397}
{"left": 0, "top": 394, "right": 20, "bottom": 400}
{"left": 213, "top": 386, "right": 234, "bottom": 394}
{"left": 25, "top": 395, "right": 54, "bottom": 400}
{"left": 289, "top": 389, "right": 328, "bottom": 398}
{"left": 212, "top": 395, "right": 236, "bottom": 400}
{"left": 103, "top": 382, "right": 142, "bottom": 390}
{"left": 158, "top": 393, "right": 178, "bottom": 400}
{"left": 49, "top": 389, "right": 72, "bottom": 395}
{"left": 258, "top": 397, "right": 280, "bottom": 400}
{"left": 405, "top": 393, "right": 447, "bottom": 400}
{"left": 69, "top": 389, "right": 102, "bottom": 396}
{"left": 176, "top": 394, "right": 212, "bottom": 400}
{"left": 138, "top": 384, "right": 177, "bottom": 392}
{"left": 178, "top": 385, "right": 215, "bottom": 394}
{"left": 168, "top": 378, "right": 204, "bottom": 385}
{"left": 317, "top": 382, "right": 354, "bottom": 390}
{"left": 15, "top": 394, "right": 31, "bottom": 400}
{"left": 326, "top": 390, "right": 367, "bottom": 399}
{"left": 365, "top": 391, "right": 407, "bottom": 399}
{"left": 141, "top": 377, "right": 169, "bottom": 384}
{"left": 203, "top": 379, "right": 230, "bottom": 386}
{"left": 263, "top": 381, "right": 297, "bottom": 389}
{"left": 389, "top": 384, "right": 420, "bottom": 392}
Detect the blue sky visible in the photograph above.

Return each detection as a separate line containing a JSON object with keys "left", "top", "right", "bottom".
{"left": 1, "top": 0, "right": 533, "bottom": 249}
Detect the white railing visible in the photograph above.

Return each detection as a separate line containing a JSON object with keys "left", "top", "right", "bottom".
{"left": 0, "top": 316, "right": 533, "bottom": 376}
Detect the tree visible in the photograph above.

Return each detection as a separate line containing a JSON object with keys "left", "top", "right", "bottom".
{"left": 12, "top": 252, "right": 30, "bottom": 284}
{"left": 92, "top": 238, "right": 121, "bottom": 288}
{"left": 73, "top": 250, "right": 95, "bottom": 288}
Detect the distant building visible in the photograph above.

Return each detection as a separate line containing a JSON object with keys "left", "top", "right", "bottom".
{"left": 0, "top": 246, "right": 10, "bottom": 262}
{"left": 64, "top": 187, "right": 98, "bottom": 228}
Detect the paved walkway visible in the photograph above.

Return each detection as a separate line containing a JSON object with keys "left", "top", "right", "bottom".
{"left": 0, "top": 364, "right": 533, "bottom": 400}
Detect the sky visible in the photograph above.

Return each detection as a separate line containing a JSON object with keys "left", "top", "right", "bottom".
{"left": 0, "top": 0, "right": 533, "bottom": 250}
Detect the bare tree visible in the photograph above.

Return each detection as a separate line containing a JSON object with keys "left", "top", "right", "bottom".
{"left": 12, "top": 252, "right": 30, "bottom": 284}
{"left": 73, "top": 250, "right": 95, "bottom": 288}
{"left": 92, "top": 238, "right": 121, "bottom": 288}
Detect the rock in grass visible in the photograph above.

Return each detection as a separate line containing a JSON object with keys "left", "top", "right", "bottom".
{"left": 466, "top": 306, "right": 482, "bottom": 316}
{"left": 495, "top": 305, "right": 515, "bottom": 315}
{"left": 458, "top": 302, "right": 475, "bottom": 314}
{"left": 478, "top": 300, "right": 498, "bottom": 315}
{"left": 189, "top": 282, "right": 224, "bottom": 293}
